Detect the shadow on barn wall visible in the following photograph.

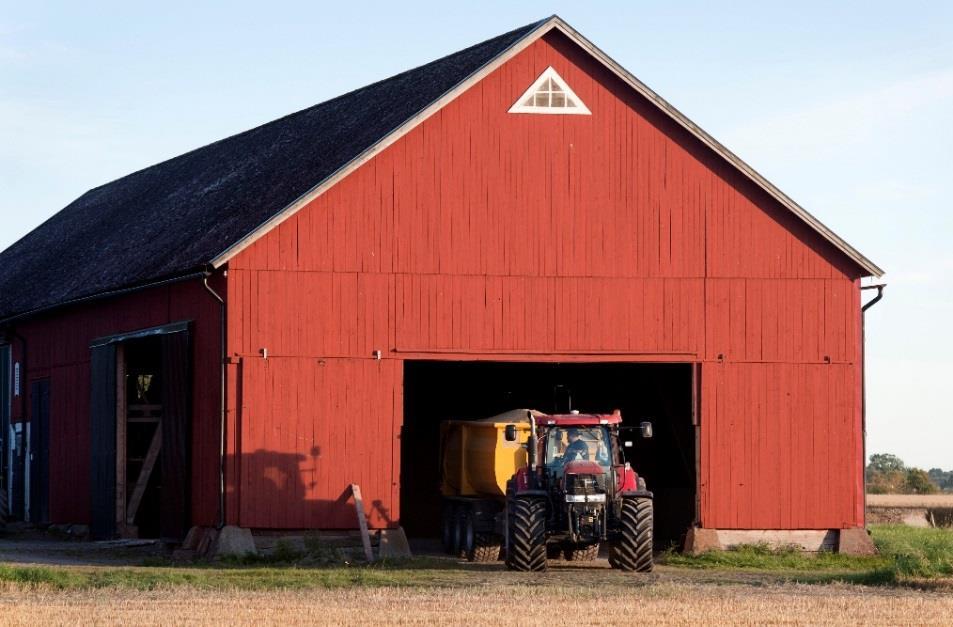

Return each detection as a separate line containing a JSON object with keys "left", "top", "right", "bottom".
{"left": 226, "top": 448, "right": 396, "bottom": 530}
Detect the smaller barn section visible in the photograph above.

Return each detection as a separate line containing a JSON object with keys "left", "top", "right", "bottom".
{"left": 0, "top": 16, "right": 882, "bottom": 553}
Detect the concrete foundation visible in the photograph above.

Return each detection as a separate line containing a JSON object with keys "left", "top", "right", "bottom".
{"left": 683, "top": 527, "right": 877, "bottom": 555}
{"left": 378, "top": 527, "right": 412, "bottom": 559}
{"left": 211, "top": 526, "right": 257, "bottom": 558}
{"left": 837, "top": 527, "right": 877, "bottom": 556}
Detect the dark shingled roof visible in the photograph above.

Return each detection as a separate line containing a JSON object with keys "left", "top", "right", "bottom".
{"left": 0, "top": 19, "right": 546, "bottom": 321}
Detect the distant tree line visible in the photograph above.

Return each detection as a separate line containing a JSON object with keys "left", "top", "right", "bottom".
{"left": 866, "top": 453, "right": 952, "bottom": 494}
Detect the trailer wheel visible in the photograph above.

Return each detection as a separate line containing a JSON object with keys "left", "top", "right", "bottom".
{"left": 448, "top": 505, "right": 463, "bottom": 557}
{"left": 469, "top": 534, "right": 502, "bottom": 562}
{"left": 564, "top": 543, "right": 599, "bottom": 561}
{"left": 441, "top": 504, "right": 454, "bottom": 554}
{"left": 460, "top": 511, "right": 475, "bottom": 558}
{"left": 610, "top": 497, "right": 653, "bottom": 572}
{"left": 505, "top": 497, "right": 547, "bottom": 572}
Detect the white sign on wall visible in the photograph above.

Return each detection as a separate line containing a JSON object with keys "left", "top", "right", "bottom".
{"left": 13, "top": 362, "right": 20, "bottom": 397}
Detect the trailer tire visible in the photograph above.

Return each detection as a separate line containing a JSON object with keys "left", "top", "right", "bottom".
{"left": 505, "top": 497, "right": 547, "bottom": 572}
{"left": 610, "top": 497, "right": 653, "bottom": 572}
{"left": 441, "top": 504, "right": 454, "bottom": 554}
{"left": 564, "top": 543, "right": 600, "bottom": 561}
{"left": 469, "top": 534, "right": 502, "bottom": 562}
{"left": 449, "top": 505, "right": 464, "bottom": 557}
{"left": 460, "top": 511, "right": 475, "bottom": 558}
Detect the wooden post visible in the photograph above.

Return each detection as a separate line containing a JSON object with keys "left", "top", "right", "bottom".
{"left": 350, "top": 484, "right": 374, "bottom": 562}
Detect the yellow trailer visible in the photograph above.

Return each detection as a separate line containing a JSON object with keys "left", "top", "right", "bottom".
{"left": 439, "top": 410, "right": 534, "bottom": 498}
{"left": 438, "top": 409, "right": 540, "bottom": 562}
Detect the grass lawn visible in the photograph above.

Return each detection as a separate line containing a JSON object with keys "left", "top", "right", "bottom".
{"left": 0, "top": 525, "right": 949, "bottom": 592}
{"left": 659, "top": 525, "right": 953, "bottom": 585}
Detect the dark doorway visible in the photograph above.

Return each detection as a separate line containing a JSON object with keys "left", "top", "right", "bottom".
{"left": 123, "top": 337, "right": 165, "bottom": 539}
{"left": 401, "top": 361, "right": 696, "bottom": 549}
{"left": 89, "top": 323, "right": 191, "bottom": 541}
{"left": 28, "top": 379, "right": 50, "bottom": 524}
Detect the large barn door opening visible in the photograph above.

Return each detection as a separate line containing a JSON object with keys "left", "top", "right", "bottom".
{"left": 89, "top": 323, "right": 191, "bottom": 541}
{"left": 401, "top": 361, "right": 696, "bottom": 549}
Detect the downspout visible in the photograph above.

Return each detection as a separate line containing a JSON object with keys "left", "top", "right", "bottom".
{"left": 201, "top": 272, "right": 227, "bottom": 529}
{"left": 860, "top": 284, "right": 885, "bottom": 526}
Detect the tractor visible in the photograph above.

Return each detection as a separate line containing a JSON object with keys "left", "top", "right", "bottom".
{"left": 439, "top": 409, "right": 654, "bottom": 572}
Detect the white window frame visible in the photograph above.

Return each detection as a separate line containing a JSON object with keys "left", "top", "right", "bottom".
{"left": 508, "top": 66, "right": 591, "bottom": 115}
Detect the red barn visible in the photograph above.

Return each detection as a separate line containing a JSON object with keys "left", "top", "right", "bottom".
{"left": 0, "top": 17, "right": 883, "bottom": 551}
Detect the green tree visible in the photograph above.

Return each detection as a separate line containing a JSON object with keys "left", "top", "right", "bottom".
{"left": 869, "top": 453, "right": 905, "bottom": 473}
{"left": 905, "top": 468, "right": 939, "bottom": 494}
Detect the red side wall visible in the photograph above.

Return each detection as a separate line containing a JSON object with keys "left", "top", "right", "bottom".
{"left": 226, "top": 31, "right": 866, "bottom": 530}
{"left": 8, "top": 279, "right": 222, "bottom": 526}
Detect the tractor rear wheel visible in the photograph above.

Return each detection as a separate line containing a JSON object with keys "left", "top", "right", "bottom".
{"left": 564, "top": 543, "right": 600, "bottom": 561}
{"left": 610, "top": 497, "right": 653, "bottom": 572}
{"left": 505, "top": 497, "right": 547, "bottom": 572}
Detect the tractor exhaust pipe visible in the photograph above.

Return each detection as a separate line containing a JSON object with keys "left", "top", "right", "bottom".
{"left": 527, "top": 410, "right": 538, "bottom": 474}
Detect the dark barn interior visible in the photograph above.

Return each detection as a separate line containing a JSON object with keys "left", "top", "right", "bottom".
{"left": 401, "top": 361, "right": 697, "bottom": 549}
{"left": 122, "top": 337, "right": 165, "bottom": 538}
{"left": 88, "top": 326, "right": 191, "bottom": 541}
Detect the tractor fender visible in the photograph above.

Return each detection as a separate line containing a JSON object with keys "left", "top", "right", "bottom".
{"left": 619, "top": 490, "right": 654, "bottom": 500}
{"left": 513, "top": 489, "right": 548, "bottom": 497}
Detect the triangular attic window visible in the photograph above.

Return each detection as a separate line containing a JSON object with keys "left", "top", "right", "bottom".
{"left": 508, "top": 66, "right": 591, "bottom": 115}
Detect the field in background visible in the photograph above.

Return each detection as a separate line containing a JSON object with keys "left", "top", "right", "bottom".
{"left": 868, "top": 494, "right": 953, "bottom": 507}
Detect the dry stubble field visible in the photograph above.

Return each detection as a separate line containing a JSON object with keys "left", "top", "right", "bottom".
{"left": 2, "top": 579, "right": 953, "bottom": 626}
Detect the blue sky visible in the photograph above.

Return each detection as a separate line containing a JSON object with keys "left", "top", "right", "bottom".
{"left": 2, "top": 2, "right": 950, "bottom": 468}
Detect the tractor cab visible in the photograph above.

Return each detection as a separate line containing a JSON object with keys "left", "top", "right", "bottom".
{"left": 543, "top": 425, "right": 613, "bottom": 477}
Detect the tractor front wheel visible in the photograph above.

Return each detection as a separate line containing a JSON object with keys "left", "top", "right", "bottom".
{"left": 610, "top": 497, "right": 653, "bottom": 572}
{"left": 505, "top": 497, "right": 547, "bottom": 572}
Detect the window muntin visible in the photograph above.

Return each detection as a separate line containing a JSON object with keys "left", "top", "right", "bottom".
{"left": 508, "top": 66, "right": 591, "bottom": 115}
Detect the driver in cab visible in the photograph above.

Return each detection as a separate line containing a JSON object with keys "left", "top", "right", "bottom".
{"left": 563, "top": 428, "right": 590, "bottom": 462}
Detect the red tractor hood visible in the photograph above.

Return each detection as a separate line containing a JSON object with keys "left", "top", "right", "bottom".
{"left": 563, "top": 460, "right": 605, "bottom": 475}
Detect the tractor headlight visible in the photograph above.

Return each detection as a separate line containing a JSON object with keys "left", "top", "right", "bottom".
{"left": 565, "top": 493, "right": 606, "bottom": 503}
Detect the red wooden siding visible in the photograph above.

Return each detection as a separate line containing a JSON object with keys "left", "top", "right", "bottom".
{"left": 11, "top": 279, "right": 222, "bottom": 526}
{"left": 226, "top": 30, "right": 866, "bottom": 530}
{"left": 235, "top": 357, "right": 401, "bottom": 529}
{"left": 701, "top": 362, "right": 861, "bottom": 528}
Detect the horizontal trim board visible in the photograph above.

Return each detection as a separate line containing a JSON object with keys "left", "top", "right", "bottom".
{"left": 233, "top": 352, "right": 698, "bottom": 363}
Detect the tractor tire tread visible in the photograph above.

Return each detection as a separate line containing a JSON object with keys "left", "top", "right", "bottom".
{"left": 610, "top": 497, "right": 653, "bottom": 573}
{"left": 470, "top": 534, "right": 502, "bottom": 562}
{"left": 505, "top": 497, "right": 548, "bottom": 572}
